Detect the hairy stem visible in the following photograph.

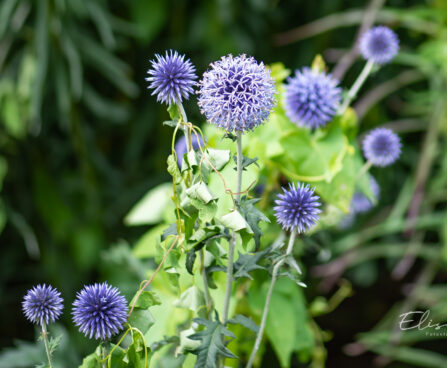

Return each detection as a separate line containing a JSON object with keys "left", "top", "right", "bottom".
{"left": 338, "top": 59, "right": 374, "bottom": 115}
{"left": 101, "top": 342, "right": 107, "bottom": 368}
{"left": 246, "top": 230, "right": 297, "bottom": 368}
{"left": 222, "top": 132, "right": 243, "bottom": 327}
{"left": 41, "top": 323, "right": 53, "bottom": 368}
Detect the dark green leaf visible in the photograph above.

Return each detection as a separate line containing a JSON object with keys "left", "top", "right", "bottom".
{"left": 186, "top": 248, "right": 197, "bottom": 275}
{"left": 233, "top": 250, "right": 268, "bottom": 280}
{"left": 189, "top": 318, "right": 237, "bottom": 368}
{"left": 150, "top": 336, "right": 179, "bottom": 353}
{"left": 233, "top": 154, "right": 259, "bottom": 171}
{"left": 162, "top": 223, "right": 178, "bottom": 241}
{"left": 238, "top": 197, "right": 270, "bottom": 250}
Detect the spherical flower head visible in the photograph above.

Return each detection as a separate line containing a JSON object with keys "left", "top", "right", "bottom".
{"left": 284, "top": 68, "right": 341, "bottom": 129}
{"left": 359, "top": 26, "right": 399, "bottom": 64}
{"left": 197, "top": 54, "right": 276, "bottom": 133}
{"left": 274, "top": 182, "right": 321, "bottom": 233}
{"left": 351, "top": 176, "right": 380, "bottom": 214}
{"left": 175, "top": 134, "right": 205, "bottom": 167}
{"left": 146, "top": 50, "right": 197, "bottom": 105}
{"left": 362, "top": 127, "right": 401, "bottom": 167}
{"left": 72, "top": 282, "right": 128, "bottom": 340}
{"left": 22, "top": 284, "right": 63, "bottom": 325}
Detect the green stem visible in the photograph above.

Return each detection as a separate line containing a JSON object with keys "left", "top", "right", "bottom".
{"left": 177, "top": 102, "right": 192, "bottom": 152}
{"left": 200, "top": 249, "right": 212, "bottom": 318}
{"left": 246, "top": 230, "right": 297, "bottom": 368}
{"left": 356, "top": 160, "right": 372, "bottom": 180}
{"left": 41, "top": 323, "right": 53, "bottom": 368}
{"left": 338, "top": 59, "right": 374, "bottom": 115}
{"left": 101, "top": 342, "right": 107, "bottom": 368}
{"left": 222, "top": 132, "right": 243, "bottom": 326}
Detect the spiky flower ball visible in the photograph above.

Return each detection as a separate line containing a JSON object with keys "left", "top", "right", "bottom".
{"left": 72, "top": 283, "right": 128, "bottom": 340}
{"left": 146, "top": 50, "right": 197, "bottom": 105}
{"left": 175, "top": 134, "right": 205, "bottom": 167}
{"left": 351, "top": 176, "right": 380, "bottom": 214}
{"left": 359, "top": 26, "right": 399, "bottom": 65}
{"left": 362, "top": 127, "right": 401, "bottom": 167}
{"left": 274, "top": 183, "right": 321, "bottom": 233}
{"left": 22, "top": 284, "right": 64, "bottom": 325}
{"left": 197, "top": 54, "right": 276, "bottom": 132}
{"left": 284, "top": 68, "right": 341, "bottom": 129}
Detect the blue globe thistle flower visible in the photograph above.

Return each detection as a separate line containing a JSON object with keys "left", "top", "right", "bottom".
{"left": 146, "top": 50, "right": 197, "bottom": 105}
{"left": 72, "top": 282, "right": 128, "bottom": 340}
{"left": 175, "top": 134, "right": 205, "bottom": 167}
{"left": 22, "top": 284, "right": 64, "bottom": 325}
{"left": 359, "top": 26, "right": 399, "bottom": 65}
{"left": 284, "top": 68, "right": 342, "bottom": 129}
{"left": 362, "top": 127, "right": 401, "bottom": 167}
{"left": 197, "top": 54, "right": 276, "bottom": 132}
{"left": 351, "top": 176, "right": 380, "bottom": 214}
{"left": 274, "top": 183, "right": 321, "bottom": 233}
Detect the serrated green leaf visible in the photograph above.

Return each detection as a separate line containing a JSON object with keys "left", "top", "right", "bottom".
{"left": 189, "top": 319, "right": 237, "bottom": 368}
{"left": 186, "top": 248, "right": 197, "bottom": 275}
{"left": 233, "top": 248, "right": 271, "bottom": 279}
{"left": 238, "top": 197, "right": 269, "bottom": 250}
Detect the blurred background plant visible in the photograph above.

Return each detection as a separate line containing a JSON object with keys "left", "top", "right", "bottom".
{"left": 0, "top": 0, "right": 446, "bottom": 367}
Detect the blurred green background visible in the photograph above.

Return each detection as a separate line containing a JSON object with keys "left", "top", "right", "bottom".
{"left": 1, "top": 0, "right": 446, "bottom": 367}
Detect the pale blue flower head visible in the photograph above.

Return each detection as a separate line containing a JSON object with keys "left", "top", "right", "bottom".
{"left": 362, "top": 127, "right": 401, "bottom": 167}
{"left": 72, "top": 282, "right": 128, "bottom": 340}
{"left": 22, "top": 284, "right": 64, "bottom": 325}
{"left": 274, "top": 183, "right": 321, "bottom": 233}
{"left": 359, "top": 26, "right": 399, "bottom": 65}
{"left": 146, "top": 50, "right": 197, "bottom": 105}
{"left": 284, "top": 68, "right": 341, "bottom": 129}
{"left": 197, "top": 54, "right": 276, "bottom": 132}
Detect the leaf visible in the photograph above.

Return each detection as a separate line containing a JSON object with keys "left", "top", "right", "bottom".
{"left": 161, "top": 223, "right": 178, "bottom": 241}
{"left": 188, "top": 318, "right": 237, "bottom": 368}
{"left": 150, "top": 336, "right": 179, "bottom": 353}
{"left": 233, "top": 248, "right": 271, "bottom": 280}
{"left": 228, "top": 314, "right": 259, "bottom": 333}
{"left": 238, "top": 197, "right": 270, "bottom": 250}
{"left": 124, "top": 183, "right": 172, "bottom": 226}
{"left": 232, "top": 154, "right": 259, "bottom": 171}
{"left": 130, "top": 290, "right": 161, "bottom": 309}
{"left": 126, "top": 333, "right": 148, "bottom": 368}
{"left": 128, "top": 309, "right": 155, "bottom": 335}
{"left": 187, "top": 225, "right": 229, "bottom": 251}
{"left": 186, "top": 248, "right": 197, "bottom": 275}
{"left": 173, "top": 286, "right": 205, "bottom": 312}
{"left": 167, "top": 154, "right": 182, "bottom": 184}
{"left": 186, "top": 182, "right": 216, "bottom": 204}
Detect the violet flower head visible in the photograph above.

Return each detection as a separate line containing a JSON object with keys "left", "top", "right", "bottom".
{"left": 146, "top": 50, "right": 197, "bottom": 105}
{"left": 72, "top": 282, "right": 128, "bottom": 340}
{"left": 351, "top": 176, "right": 380, "bottom": 214}
{"left": 175, "top": 134, "right": 205, "bottom": 167}
{"left": 284, "top": 68, "right": 342, "bottom": 129}
{"left": 22, "top": 284, "right": 64, "bottom": 325}
{"left": 197, "top": 54, "right": 276, "bottom": 132}
{"left": 359, "top": 26, "right": 399, "bottom": 65}
{"left": 362, "top": 127, "right": 401, "bottom": 167}
{"left": 274, "top": 183, "right": 321, "bottom": 233}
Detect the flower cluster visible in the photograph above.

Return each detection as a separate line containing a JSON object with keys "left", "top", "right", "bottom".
{"left": 284, "top": 68, "right": 341, "bottom": 129}
{"left": 197, "top": 54, "right": 277, "bottom": 132}
{"left": 274, "top": 183, "right": 321, "bottom": 233}
{"left": 360, "top": 26, "right": 399, "bottom": 65}
{"left": 363, "top": 127, "right": 401, "bottom": 167}
{"left": 146, "top": 50, "right": 197, "bottom": 105}
{"left": 22, "top": 284, "right": 64, "bottom": 326}
{"left": 72, "top": 282, "right": 128, "bottom": 340}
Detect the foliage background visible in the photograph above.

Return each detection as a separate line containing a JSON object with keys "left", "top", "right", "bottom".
{"left": 0, "top": 0, "right": 446, "bottom": 367}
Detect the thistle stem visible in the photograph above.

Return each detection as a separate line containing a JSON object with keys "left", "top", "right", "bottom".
{"left": 222, "top": 132, "right": 243, "bottom": 326}
{"left": 200, "top": 249, "right": 212, "bottom": 318}
{"left": 101, "top": 342, "right": 107, "bottom": 368}
{"left": 177, "top": 102, "right": 192, "bottom": 152}
{"left": 356, "top": 160, "right": 373, "bottom": 180}
{"left": 338, "top": 59, "right": 375, "bottom": 115}
{"left": 246, "top": 230, "right": 297, "bottom": 368}
{"left": 41, "top": 323, "right": 53, "bottom": 368}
